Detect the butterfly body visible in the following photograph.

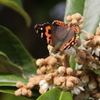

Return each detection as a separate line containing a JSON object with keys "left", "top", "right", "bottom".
{"left": 34, "top": 20, "right": 79, "bottom": 53}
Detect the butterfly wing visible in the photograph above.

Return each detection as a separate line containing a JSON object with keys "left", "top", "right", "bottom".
{"left": 51, "top": 20, "right": 78, "bottom": 51}
{"left": 34, "top": 22, "right": 53, "bottom": 45}
{"left": 51, "top": 20, "right": 68, "bottom": 48}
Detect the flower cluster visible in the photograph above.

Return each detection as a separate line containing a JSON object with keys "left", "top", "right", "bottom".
{"left": 15, "top": 13, "right": 100, "bottom": 100}
{"left": 66, "top": 13, "right": 84, "bottom": 33}
{"left": 82, "top": 25, "right": 100, "bottom": 71}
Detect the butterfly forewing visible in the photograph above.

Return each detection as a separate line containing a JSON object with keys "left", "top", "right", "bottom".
{"left": 34, "top": 22, "right": 52, "bottom": 44}
{"left": 51, "top": 21, "right": 68, "bottom": 47}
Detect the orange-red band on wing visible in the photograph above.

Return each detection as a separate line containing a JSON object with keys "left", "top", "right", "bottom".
{"left": 45, "top": 26, "right": 51, "bottom": 37}
{"left": 74, "top": 27, "right": 79, "bottom": 34}
{"left": 54, "top": 21, "right": 67, "bottom": 27}
{"left": 45, "top": 26, "right": 52, "bottom": 45}
{"left": 49, "top": 39, "right": 53, "bottom": 45}
{"left": 60, "top": 37, "right": 75, "bottom": 51}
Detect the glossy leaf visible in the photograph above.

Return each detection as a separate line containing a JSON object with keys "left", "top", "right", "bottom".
{"left": 0, "top": 73, "right": 39, "bottom": 99}
{"left": 83, "top": 0, "right": 100, "bottom": 34}
{"left": 0, "top": 51, "right": 24, "bottom": 77}
{"left": 37, "top": 88, "right": 73, "bottom": 100}
{"left": 0, "top": 73, "right": 28, "bottom": 86}
{"left": 0, "top": 86, "right": 39, "bottom": 99}
{"left": 0, "top": 0, "right": 31, "bottom": 27}
{"left": 0, "top": 25, "right": 37, "bottom": 78}
{"left": 64, "top": 0, "right": 85, "bottom": 23}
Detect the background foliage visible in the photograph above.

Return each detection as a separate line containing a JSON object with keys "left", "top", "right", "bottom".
{"left": 0, "top": 0, "right": 65, "bottom": 100}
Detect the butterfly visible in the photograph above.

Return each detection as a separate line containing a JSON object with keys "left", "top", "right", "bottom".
{"left": 34, "top": 20, "right": 79, "bottom": 53}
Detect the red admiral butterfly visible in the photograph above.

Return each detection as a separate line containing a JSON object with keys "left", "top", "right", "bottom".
{"left": 34, "top": 20, "right": 79, "bottom": 53}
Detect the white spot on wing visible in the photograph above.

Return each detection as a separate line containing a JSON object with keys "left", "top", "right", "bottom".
{"left": 72, "top": 42, "right": 74, "bottom": 45}
{"left": 40, "top": 28, "right": 43, "bottom": 30}
{"left": 41, "top": 33, "right": 44, "bottom": 38}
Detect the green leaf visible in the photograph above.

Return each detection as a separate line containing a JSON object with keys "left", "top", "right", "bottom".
{"left": 0, "top": 51, "right": 24, "bottom": 77}
{"left": 37, "top": 88, "right": 73, "bottom": 100}
{"left": 93, "top": 70, "right": 100, "bottom": 75}
{"left": 0, "top": 25, "right": 37, "bottom": 78}
{"left": 0, "top": 0, "right": 31, "bottom": 27}
{"left": 69, "top": 55, "right": 76, "bottom": 69}
{"left": 83, "top": 0, "right": 100, "bottom": 34}
{"left": 0, "top": 86, "right": 39, "bottom": 99}
{"left": 1, "top": 93, "right": 32, "bottom": 100}
{"left": 0, "top": 73, "right": 39, "bottom": 99}
{"left": 88, "top": 68, "right": 100, "bottom": 75}
{"left": 0, "top": 86, "right": 17, "bottom": 94}
{"left": 0, "top": 73, "right": 28, "bottom": 86}
{"left": 64, "top": 0, "right": 85, "bottom": 23}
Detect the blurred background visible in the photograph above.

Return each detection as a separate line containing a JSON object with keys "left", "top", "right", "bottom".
{"left": 0, "top": 0, "right": 66, "bottom": 99}
{"left": 0, "top": 0, "right": 66, "bottom": 59}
